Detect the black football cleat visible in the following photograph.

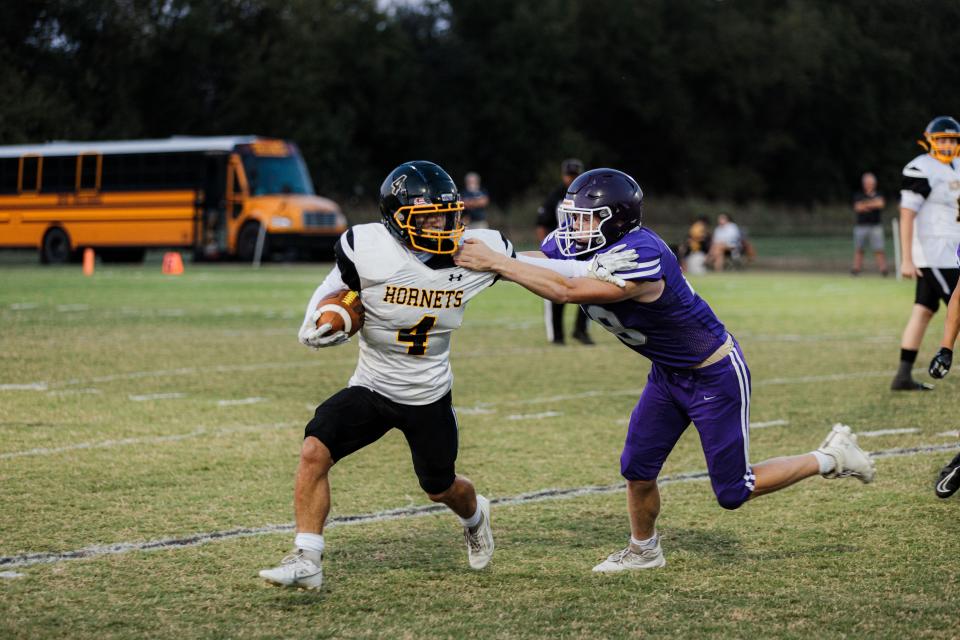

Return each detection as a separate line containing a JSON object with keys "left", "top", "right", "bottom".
{"left": 572, "top": 330, "right": 595, "bottom": 346}
{"left": 890, "top": 377, "right": 933, "bottom": 391}
{"left": 935, "top": 452, "right": 960, "bottom": 499}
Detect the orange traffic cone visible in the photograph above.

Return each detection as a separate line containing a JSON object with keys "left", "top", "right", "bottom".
{"left": 161, "top": 252, "right": 184, "bottom": 275}
{"left": 82, "top": 248, "right": 95, "bottom": 276}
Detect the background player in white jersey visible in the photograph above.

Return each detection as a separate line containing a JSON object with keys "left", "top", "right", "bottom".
{"left": 259, "top": 161, "right": 637, "bottom": 590}
{"left": 891, "top": 116, "right": 960, "bottom": 391}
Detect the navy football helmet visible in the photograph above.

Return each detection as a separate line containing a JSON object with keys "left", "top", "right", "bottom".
{"left": 920, "top": 116, "right": 960, "bottom": 163}
{"left": 554, "top": 168, "right": 644, "bottom": 257}
{"left": 379, "top": 161, "right": 464, "bottom": 254}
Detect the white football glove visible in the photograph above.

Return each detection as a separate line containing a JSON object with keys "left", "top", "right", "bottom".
{"left": 588, "top": 244, "right": 639, "bottom": 288}
{"left": 298, "top": 315, "right": 350, "bottom": 350}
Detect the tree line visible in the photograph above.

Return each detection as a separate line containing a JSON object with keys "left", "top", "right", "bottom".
{"left": 1, "top": 0, "right": 958, "bottom": 207}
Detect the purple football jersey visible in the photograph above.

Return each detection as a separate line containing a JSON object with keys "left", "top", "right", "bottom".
{"left": 542, "top": 227, "right": 727, "bottom": 368}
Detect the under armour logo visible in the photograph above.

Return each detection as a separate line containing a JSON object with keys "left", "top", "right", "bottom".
{"left": 391, "top": 174, "right": 408, "bottom": 196}
{"left": 449, "top": 273, "right": 463, "bottom": 281}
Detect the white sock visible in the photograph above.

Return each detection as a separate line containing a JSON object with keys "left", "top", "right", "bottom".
{"left": 630, "top": 532, "right": 658, "bottom": 549}
{"left": 459, "top": 504, "right": 482, "bottom": 529}
{"left": 294, "top": 532, "right": 325, "bottom": 555}
{"left": 811, "top": 450, "right": 835, "bottom": 474}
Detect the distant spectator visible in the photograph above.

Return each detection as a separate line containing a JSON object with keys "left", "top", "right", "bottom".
{"left": 462, "top": 172, "right": 490, "bottom": 229}
{"left": 851, "top": 172, "right": 889, "bottom": 276}
{"left": 678, "top": 215, "right": 712, "bottom": 274}
{"left": 707, "top": 213, "right": 743, "bottom": 271}
{"left": 535, "top": 158, "right": 592, "bottom": 345}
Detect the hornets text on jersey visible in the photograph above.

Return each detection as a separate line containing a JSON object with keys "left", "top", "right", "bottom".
{"left": 337, "top": 223, "right": 514, "bottom": 404}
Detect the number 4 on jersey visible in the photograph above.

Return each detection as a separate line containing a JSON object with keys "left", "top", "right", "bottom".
{"left": 398, "top": 315, "right": 437, "bottom": 355}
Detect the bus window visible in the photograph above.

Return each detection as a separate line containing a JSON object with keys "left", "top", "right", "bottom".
{"left": 40, "top": 156, "right": 75, "bottom": 193}
{"left": 241, "top": 154, "right": 315, "bottom": 196}
{"left": 18, "top": 156, "right": 41, "bottom": 194}
{"left": 77, "top": 154, "right": 101, "bottom": 192}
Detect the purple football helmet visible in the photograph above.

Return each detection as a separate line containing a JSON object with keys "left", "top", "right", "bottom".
{"left": 554, "top": 168, "right": 644, "bottom": 257}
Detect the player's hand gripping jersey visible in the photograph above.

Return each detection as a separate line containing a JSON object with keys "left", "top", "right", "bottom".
{"left": 335, "top": 223, "right": 513, "bottom": 404}
{"left": 542, "top": 226, "right": 727, "bottom": 369}
{"left": 901, "top": 153, "right": 960, "bottom": 268}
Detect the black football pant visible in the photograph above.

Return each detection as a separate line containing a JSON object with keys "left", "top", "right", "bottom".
{"left": 548, "top": 301, "right": 589, "bottom": 343}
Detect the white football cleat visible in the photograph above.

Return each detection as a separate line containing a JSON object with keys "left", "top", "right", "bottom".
{"left": 592, "top": 540, "right": 666, "bottom": 573}
{"left": 259, "top": 550, "right": 323, "bottom": 590}
{"left": 817, "top": 423, "right": 876, "bottom": 484}
{"left": 464, "top": 495, "right": 494, "bottom": 570}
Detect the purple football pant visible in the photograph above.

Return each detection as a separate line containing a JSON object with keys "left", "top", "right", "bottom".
{"left": 621, "top": 341, "right": 755, "bottom": 510}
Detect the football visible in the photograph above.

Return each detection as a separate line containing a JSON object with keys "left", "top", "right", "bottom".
{"left": 316, "top": 290, "right": 365, "bottom": 336}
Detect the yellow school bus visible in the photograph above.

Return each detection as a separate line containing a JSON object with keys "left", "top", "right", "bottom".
{"left": 0, "top": 136, "right": 347, "bottom": 263}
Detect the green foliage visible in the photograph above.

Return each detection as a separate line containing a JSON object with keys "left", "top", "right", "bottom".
{"left": 2, "top": 0, "right": 960, "bottom": 206}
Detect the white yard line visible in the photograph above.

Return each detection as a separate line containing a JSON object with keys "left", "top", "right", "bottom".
{"left": 858, "top": 428, "right": 921, "bottom": 438}
{"left": 1, "top": 440, "right": 956, "bottom": 571}
{"left": 0, "top": 571, "right": 25, "bottom": 579}
{"left": 217, "top": 397, "right": 267, "bottom": 407}
{"left": 0, "top": 422, "right": 298, "bottom": 460}
{"left": 936, "top": 430, "right": 960, "bottom": 438}
{"left": 128, "top": 392, "right": 186, "bottom": 402}
{"left": 505, "top": 411, "right": 563, "bottom": 421}
{"left": 751, "top": 419, "right": 790, "bottom": 429}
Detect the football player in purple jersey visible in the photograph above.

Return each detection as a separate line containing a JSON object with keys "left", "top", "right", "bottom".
{"left": 455, "top": 168, "right": 877, "bottom": 572}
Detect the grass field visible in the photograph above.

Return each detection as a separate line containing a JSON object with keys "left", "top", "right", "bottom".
{"left": 1, "top": 263, "right": 959, "bottom": 639}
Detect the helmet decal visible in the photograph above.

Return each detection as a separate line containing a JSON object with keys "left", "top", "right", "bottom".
{"left": 390, "top": 174, "right": 408, "bottom": 196}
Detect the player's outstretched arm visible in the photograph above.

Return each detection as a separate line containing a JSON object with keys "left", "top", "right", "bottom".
{"left": 515, "top": 244, "right": 639, "bottom": 287}
{"left": 455, "top": 239, "right": 661, "bottom": 304}
{"left": 930, "top": 285, "right": 960, "bottom": 378}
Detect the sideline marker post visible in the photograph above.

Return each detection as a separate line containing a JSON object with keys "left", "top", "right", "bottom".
{"left": 82, "top": 248, "right": 95, "bottom": 276}
{"left": 162, "top": 252, "right": 184, "bottom": 275}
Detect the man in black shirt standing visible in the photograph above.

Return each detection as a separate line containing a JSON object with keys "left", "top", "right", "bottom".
{"left": 851, "top": 172, "right": 889, "bottom": 276}
{"left": 535, "top": 158, "right": 592, "bottom": 345}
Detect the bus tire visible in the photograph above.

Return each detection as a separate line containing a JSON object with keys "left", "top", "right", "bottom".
{"left": 41, "top": 227, "right": 72, "bottom": 264}
{"left": 237, "top": 223, "right": 269, "bottom": 263}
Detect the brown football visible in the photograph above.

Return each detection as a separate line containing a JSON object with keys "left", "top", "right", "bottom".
{"left": 315, "top": 290, "right": 365, "bottom": 336}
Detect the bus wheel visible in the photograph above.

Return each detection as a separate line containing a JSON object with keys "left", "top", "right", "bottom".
{"left": 237, "top": 223, "right": 269, "bottom": 263}
{"left": 41, "top": 227, "right": 72, "bottom": 264}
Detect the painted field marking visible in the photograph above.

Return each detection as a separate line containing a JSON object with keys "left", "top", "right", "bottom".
{"left": 751, "top": 419, "right": 790, "bottom": 429}
{"left": 454, "top": 406, "right": 496, "bottom": 415}
{"left": 128, "top": 392, "right": 186, "bottom": 402}
{"left": 936, "top": 430, "right": 959, "bottom": 438}
{"left": 0, "top": 571, "right": 25, "bottom": 579}
{"left": 9, "top": 303, "right": 39, "bottom": 311}
{"left": 0, "top": 383, "right": 49, "bottom": 391}
{"left": 55, "top": 304, "right": 89, "bottom": 312}
{"left": 859, "top": 428, "right": 920, "bottom": 438}
{"left": 505, "top": 411, "right": 563, "bottom": 421}
{"left": 217, "top": 397, "right": 267, "bottom": 407}
{"left": 46, "top": 388, "right": 102, "bottom": 397}
{"left": 1, "top": 441, "right": 957, "bottom": 571}
{"left": 0, "top": 422, "right": 298, "bottom": 461}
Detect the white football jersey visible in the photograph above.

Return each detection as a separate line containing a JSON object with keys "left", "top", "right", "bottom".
{"left": 900, "top": 153, "right": 960, "bottom": 267}
{"left": 341, "top": 223, "right": 513, "bottom": 405}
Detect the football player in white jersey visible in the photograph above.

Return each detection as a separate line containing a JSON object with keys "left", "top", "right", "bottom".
{"left": 891, "top": 116, "right": 960, "bottom": 391}
{"left": 259, "top": 161, "right": 638, "bottom": 590}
